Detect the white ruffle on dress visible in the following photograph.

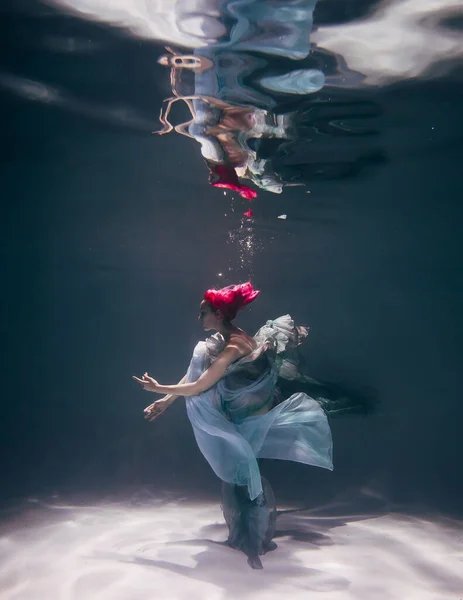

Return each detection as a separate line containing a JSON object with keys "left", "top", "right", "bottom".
{"left": 185, "top": 315, "right": 333, "bottom": 500}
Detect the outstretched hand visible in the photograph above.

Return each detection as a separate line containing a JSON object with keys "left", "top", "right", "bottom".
{"left": 132, "top": 372, "right": 160, "bottom": 392}
{"left": 143, "top": 398, "right": 170, "bottom": 421}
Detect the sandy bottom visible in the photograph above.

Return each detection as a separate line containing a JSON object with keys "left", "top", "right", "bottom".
{"left": 0, "top": 489, "right": 461, "bottom": 600}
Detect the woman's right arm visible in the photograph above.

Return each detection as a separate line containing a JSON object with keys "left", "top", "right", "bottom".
{"left": 161, "top": 374, "right": 188, "bottom": 405}
{"left": 143, "top": 374, "right": 187, "bottom": 421}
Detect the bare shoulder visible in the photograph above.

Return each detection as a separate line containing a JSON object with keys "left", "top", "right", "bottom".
{"left": 227, "top": 330, "right": 257, "bottom": 356}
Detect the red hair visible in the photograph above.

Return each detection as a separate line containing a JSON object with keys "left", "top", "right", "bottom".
{"left": 208, "top": 164, "right": 257, "bottom": 200}
{"left": 204, "top": 282, "right": 260, "bottom": 321}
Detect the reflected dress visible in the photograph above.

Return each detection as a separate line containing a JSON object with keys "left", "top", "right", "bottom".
{"left": 184, "top": 315, "right": 335, "bottom": 558}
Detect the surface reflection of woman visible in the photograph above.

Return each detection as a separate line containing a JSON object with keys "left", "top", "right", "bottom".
{"left": 133, "top": 282, "right": 369, "bottom": 569}
{"left": 156, "top": 44, "right": 385, "bottom": 194}
{"left": 156, "top": 49, "right": 262, "bottom": 199}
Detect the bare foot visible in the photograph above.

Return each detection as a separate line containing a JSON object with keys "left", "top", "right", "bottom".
{"left": 247, "top": 554, "right": 263, "bottom": 570}
{"left": 263, "top": 541, "right": 278, "bottom": 553}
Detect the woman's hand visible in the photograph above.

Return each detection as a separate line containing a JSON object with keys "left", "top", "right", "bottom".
{"left": 143, "top": 398, "right": 170, "bottom": 421}
{"left": 132, "top": 372, "right": 160, "bottom": 392}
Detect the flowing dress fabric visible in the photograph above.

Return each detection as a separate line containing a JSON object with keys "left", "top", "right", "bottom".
{"left": 185, "top": 315, "right": 333, "bottom": 501}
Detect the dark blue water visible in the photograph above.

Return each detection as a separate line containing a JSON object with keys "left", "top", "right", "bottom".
{"left": 0, "top": 0, "right": 462, "bottom": 593}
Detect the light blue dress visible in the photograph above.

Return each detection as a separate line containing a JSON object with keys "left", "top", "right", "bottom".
{"left": 185, "top": 315, "right": 333, "bottom": 501}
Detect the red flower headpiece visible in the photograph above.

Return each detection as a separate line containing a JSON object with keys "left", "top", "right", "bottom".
{"left": 204, "top": 281, "right": 260, "bottom": 321}
{"left": 208, "top": 164, "right": 257, "bottom": 200}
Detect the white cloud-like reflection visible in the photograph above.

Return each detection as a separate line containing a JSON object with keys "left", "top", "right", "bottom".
{"left": 43, "top": 0, "right": 463, "bottom": 85}
{"left": 315, "top": 0, "right": 463, "bottom": 85}
{"left": 0, "top": 491, "right": 462, "bottom": 599}
{"left": 44, "top": 0, "right": 226, "bottom": 48}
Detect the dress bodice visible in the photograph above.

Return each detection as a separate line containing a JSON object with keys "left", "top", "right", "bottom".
{"left": 190, "top": 315, "right": 309, "bottom": 422}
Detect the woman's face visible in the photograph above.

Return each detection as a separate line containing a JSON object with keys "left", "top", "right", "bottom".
{"left": 198, "top": 301, "right": 220, "bottom": 331}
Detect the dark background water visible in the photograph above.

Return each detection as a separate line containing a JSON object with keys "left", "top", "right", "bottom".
{"left": 1, "top": 1, "right": 462, "bottom": 516}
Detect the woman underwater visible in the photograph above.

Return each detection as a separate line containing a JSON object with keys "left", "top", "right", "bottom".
{"left": 133, "top": 282, "right": 370, "bottom": 569}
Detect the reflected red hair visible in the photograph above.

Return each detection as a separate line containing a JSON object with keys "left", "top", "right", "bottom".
{"left": 208, "top": 164, "right": 257, "bottom": 200}
{"left": 204, "top": 281, "right": 260, "bottom": 321}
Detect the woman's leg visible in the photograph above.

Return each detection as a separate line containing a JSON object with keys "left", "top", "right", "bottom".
{"left": 221, "top": 476, "right": 277, "bottom": 569}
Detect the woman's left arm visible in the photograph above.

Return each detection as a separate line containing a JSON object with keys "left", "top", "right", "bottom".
{"left": 133, "top": 345, "right": 241, "bottom": 397}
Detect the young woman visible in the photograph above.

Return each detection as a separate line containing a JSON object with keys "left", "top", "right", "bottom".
{"left": 133, "top": 282, "right": 368, "bottom": 569}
